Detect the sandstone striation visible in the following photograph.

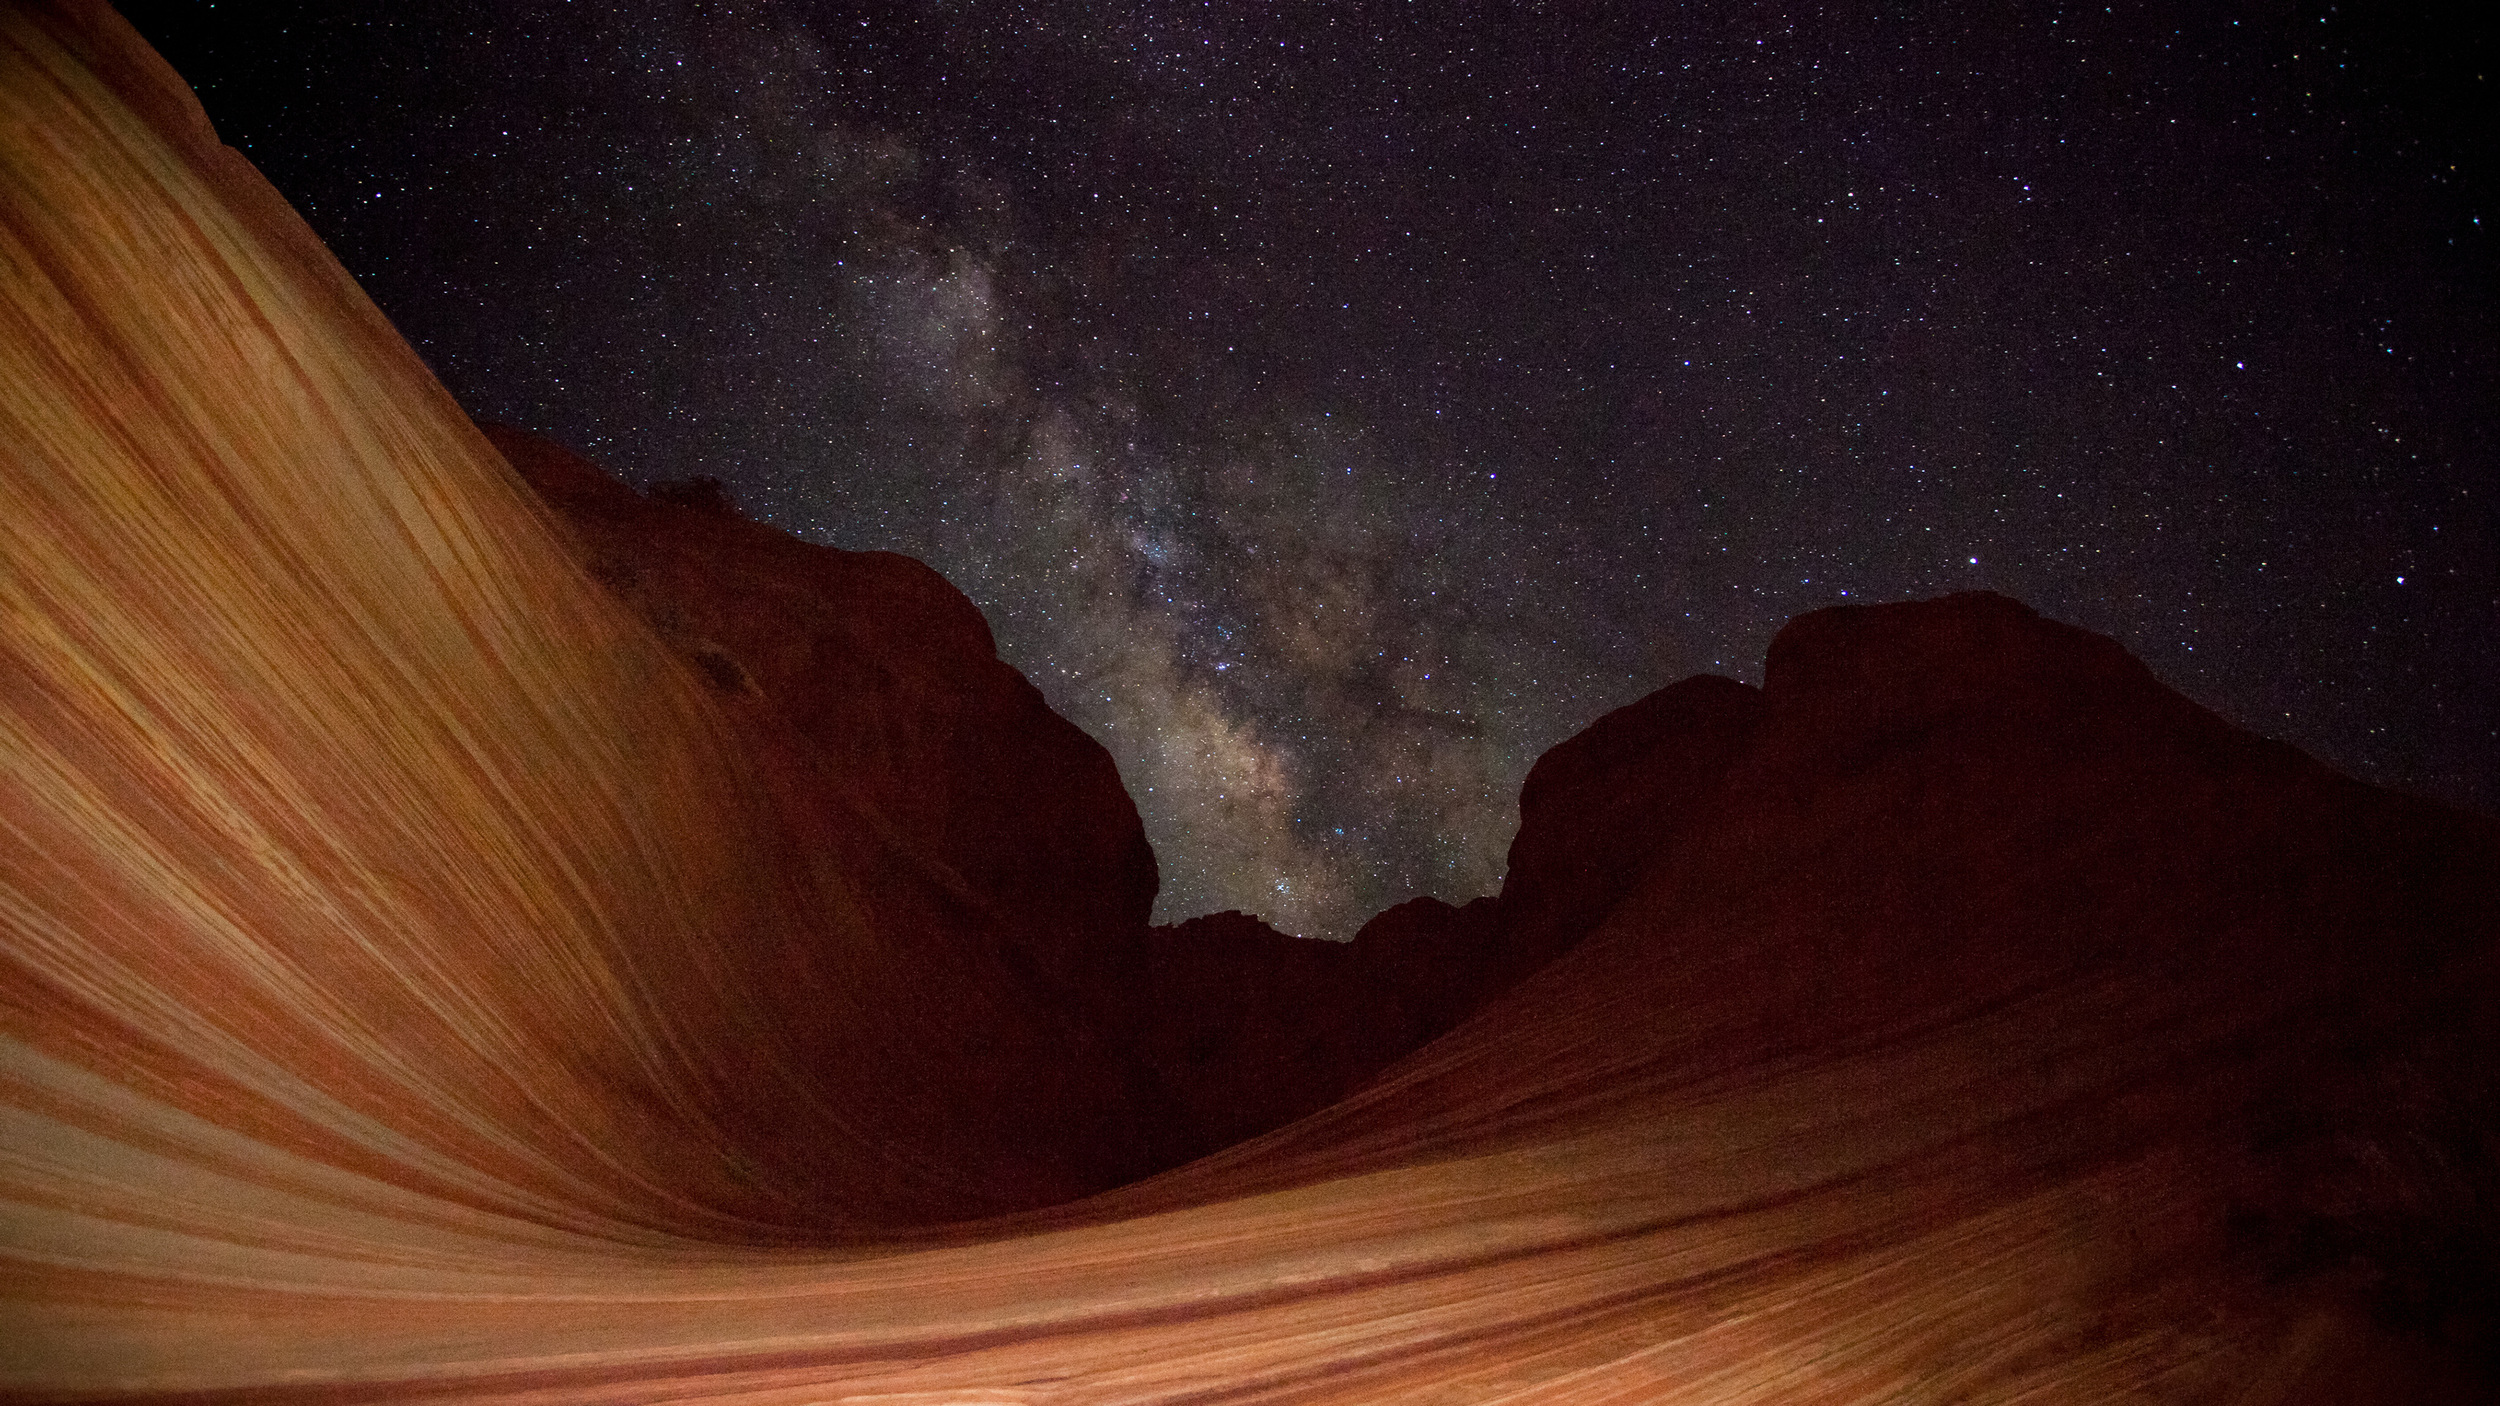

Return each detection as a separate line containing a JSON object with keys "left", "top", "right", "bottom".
{"left": 486, "top": 424, "right": 1189, "bottom": 1189}
{"left": 2, "top": 3, "right": 2495, "bottom": 1400}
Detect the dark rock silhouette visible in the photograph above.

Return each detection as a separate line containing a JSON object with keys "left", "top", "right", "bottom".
{"left": 1129, "top": 897, "right": 1507, "bottom": 1157}
{"left": 1495, "top": 672, "right": 1765, "bottom": 973}
{"left": 488, "top": 424, "right": 1191, "bottom": 1217}
{"left": 1137, "top": 594, "right": 2500, "bottom": 1383}
{"left": 490, "top": 423, "right": 1160, "bottom": 971}
{"left": 1133, "top": 910, "right": 1377, "bottom": 1155}
{"left": 4, "top": 3, "right": 2495, "bottom": 1397}
{"left": 491, "top": 429, "right": 1533, "bottom": 1170}
{"left": 487, "top": 435, "right": 2500, "bottom": 1377}
{"left": 1345, "top": 893, "right": 1507, "bottom": 1050}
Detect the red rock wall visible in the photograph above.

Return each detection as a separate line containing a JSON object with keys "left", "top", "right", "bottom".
{"left": 4, "top": 3, "right": 2495, "bottom": 1400}
{"left": 485, "top": 423, "right": 1188, "bottom": 1193}
{"left": 0, "top": 0, "right": 1170, "bottom": 1244}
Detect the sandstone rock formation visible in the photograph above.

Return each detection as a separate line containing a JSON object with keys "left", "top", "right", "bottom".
{"left": 2, "top": 3, "right": 2494, "bottom": 1401}
{"left": 488, "top": 424, "right": 1161, "bottom": 976}
{"left": 1128, "top": 897, "right": 1505, "bottom": 1157}
{"left": 484, "top": 427, "right": 1512, "bottom": 1176}
{"left": 487, "top": 424, "right": 1190, "bottom": 1189}
{"left": 0, "top": 0, "right": 1171, "bottom": 1241}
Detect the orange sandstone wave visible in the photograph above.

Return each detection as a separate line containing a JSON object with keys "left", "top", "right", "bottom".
{"left": 2, "top": 3, "right": 2494, "bottom": 1401}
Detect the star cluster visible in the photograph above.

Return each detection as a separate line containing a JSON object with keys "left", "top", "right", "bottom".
{"left": 129, "top": 1, "right": 2493, "bottom": 936}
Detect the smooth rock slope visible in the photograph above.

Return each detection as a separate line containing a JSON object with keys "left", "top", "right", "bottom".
{"left": 2, "top": 3, "right": 2494, "bottom": 1400}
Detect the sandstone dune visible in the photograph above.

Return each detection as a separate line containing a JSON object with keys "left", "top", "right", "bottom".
{"left": 3, "top": 4, "right": 2494, "bottom": 1401}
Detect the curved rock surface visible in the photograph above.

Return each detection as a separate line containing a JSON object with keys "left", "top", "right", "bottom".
{"left": 484, "top": 422, "right": 1189, "bottom": 1192}
{"left": 4, "top": 4, "right": 2496, "bottom": 1401}
{"left": 486, "top": 423, "right": 1161, "bottom": 977}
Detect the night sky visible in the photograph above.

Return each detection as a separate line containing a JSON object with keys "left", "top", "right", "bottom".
{"left": 124, "top": 1, "right": 2492, "bottom": 938}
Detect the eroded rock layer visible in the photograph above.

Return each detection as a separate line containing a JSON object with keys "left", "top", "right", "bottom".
{"left": 0, "top": 0, "right": 1173, "bottom": 1243}
{"left": 480, "top": 426, "right": 1514, "bottom": 1178}
{"left": 484, "top": 423, "right": 1191, "bottom": 1195}
{"left": 3, "top": 3, "right": 2495, "bottom": 1401}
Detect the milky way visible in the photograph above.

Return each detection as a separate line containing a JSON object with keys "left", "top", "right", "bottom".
{"left": 129, "top": 1, "right": 2493, "bottom": 936}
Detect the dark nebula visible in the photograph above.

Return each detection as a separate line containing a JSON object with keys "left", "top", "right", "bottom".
{"left": 125, "top": 1, "right": 2494, "bottom": 935}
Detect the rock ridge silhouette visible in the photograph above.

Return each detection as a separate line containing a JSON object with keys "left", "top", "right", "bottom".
{"left": 3, "top": 3, "right": 2495, "bottom": 1397}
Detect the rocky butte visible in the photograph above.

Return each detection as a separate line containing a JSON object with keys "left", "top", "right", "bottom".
{"left": 1, "top": 3, "right": 2494, "bottom": 1400}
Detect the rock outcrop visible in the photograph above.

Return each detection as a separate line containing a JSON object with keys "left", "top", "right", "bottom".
{"left": 3, "top": 4, "right": 2494, "bottom": 1400}
{"left": 483, "top": 428, "right": 1516, "bottom": 1175}
{"left": 1494, "top": 671, "right": 1765, "bottom": 972}
{"left": 0, "top": 0, "right": 1171, "bottom": 1238}
{"left": 489, "top": 425, "right": 1160, "bottom": 974}
{"left": 1127, "top": 897, "right": 1506, "bottom": 1157}
{"left": 488, "top": 425, "right": 1191, "bottom": 1186}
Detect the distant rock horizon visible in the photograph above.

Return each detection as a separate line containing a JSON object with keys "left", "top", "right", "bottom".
{"left": 3, "top": 4, "right": 2494, "bottom": 1398}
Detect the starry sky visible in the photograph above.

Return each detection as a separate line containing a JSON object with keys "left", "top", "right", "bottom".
{"left": 125, "top": 1, "right": 2492, "bottom": 938}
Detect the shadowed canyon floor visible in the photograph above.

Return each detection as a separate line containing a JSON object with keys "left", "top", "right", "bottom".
{"left": 3, "top": 3, "right": 2497, "bottom": 1400}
